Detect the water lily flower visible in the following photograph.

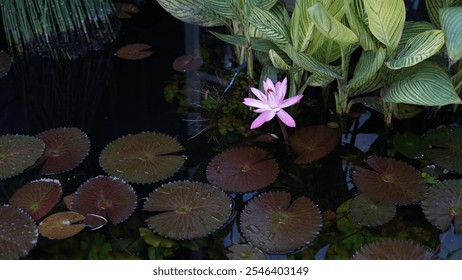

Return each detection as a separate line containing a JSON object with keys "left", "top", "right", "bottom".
{"left": 243, "top": 77, "right": 303, "bottom": 129}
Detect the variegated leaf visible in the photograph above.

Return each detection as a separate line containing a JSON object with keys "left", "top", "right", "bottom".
{"left": 348, "top": 47, "right": 386, "bottom": 91}
{"left": 441, "top": 7, "right": 462, "bottom": 63}
{"left": 156, "top": 0, "right": 225, "bottom": 27}
{"left": 249, "top": 6, "right": 290, "bottom": 46}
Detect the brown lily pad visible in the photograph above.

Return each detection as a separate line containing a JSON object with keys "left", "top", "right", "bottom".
{"left": 352, "top": 156, "right": 427, "bottom": 205}
{"left": 240, "top": 191, "right": 322, "bottom": 254}
{"left": 143, "top": 181, "right": 233, "bottom": 240}
{"left": 350, "top": 193, "right": 396, "bottom": 227}
{"left": 36, "top": 127, "right": 90, "bottom": 174}
{"left": 289, "top": 125, "right": 339, "bottom": 165}
{"left": 421, "top": 179, "right": 462, "bottom": 233}
{"left": 226, "top": 244, "right": 266, "bottom": 260}
{"left": 424, "top": 126, "right": 462, "bottom": 174}
{"left": 38, "top": 211, "right": 86, "bottom": 239}
{"left": 115, "top": 44, "right": 153, "bottom": 60}
{"left": 71, "top": 176, "right": 137, "bottom": 225}
{"left": 206, "top": 147, "right": 279, "bottom": 193}
{"left": 9, "top": 179, "right": 62, "bottom": 220}
{"left": 352, "top": 239, "right": 437, "bottom": 260}
{"left": 99, "top": 132, "right": 185, "bottom": 184}
{"left": 0, "top": 205, "right": 38, "bottom": 259}
{"left": 172, "top": 54, "right": 203, "bottom": 72}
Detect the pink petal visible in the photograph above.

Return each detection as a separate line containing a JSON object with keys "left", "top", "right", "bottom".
{"left": 250, "top": 87, "right": 266, "bottom": 102}
{"left": 254, "top": 108, "right": 270, "bottom": 113}
{"left": 243, "top": 98, "right": 271, "bottom": 110}
{"left": 276, "top": 109, "right": 296, "bottom": 127}
{"left": 275, "top": 77, "right": 288, "bottom": 103}
{"left": 250, "top": 111, "right": 275, "bottom": 129}
{"left": 263, "top": 78, "right": 276, "bottom": 95}
{"left": 279, "top": 94, "right": 303, "bottom": 109}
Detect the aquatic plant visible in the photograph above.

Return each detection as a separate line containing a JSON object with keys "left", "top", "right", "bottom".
{"left": 115, "top": 44, "right": 153, "bottom": 60}
{"left": 350, "top": 193, "right": 396, "bottom": 227}
{"left": 172, "top": 54, "right": 204, "bottom": 72}
{"left": 226, "top": 244, "right": 266, "bottom": 260}
{"left": 352, "top": 239, "right": 437, "bottom": 260}
{"left": 424, "top": 126, "right": 462, "bottom": 174}
{"left": 38, "top": 211, "right": 86, "bottom": 240}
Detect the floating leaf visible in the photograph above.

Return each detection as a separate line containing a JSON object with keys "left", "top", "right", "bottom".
{"left": 0, "top": 134, "right": 45, "bottom": 180}
{"left": 352, "top": 239, "right": 437, "bottom": 259}
{"left": 172, "top": 54, "right": 203, "bottom": 72}
{"left": 36, "top": 127, "right": 90, "bottom": 174}
{"left": 0, "top": 205, "right": 38, "bottom": 259}
{"left": 424, "top": 126, "right": 462, "bottom": 174}
{"left": 9, "top": 179, "right": 62, "bottom": 220}
{"left": 114, "top": 2, "right": 139, "bottom": 19}
{"left": 289, "top": 125, "right": 339, "bottom": 165}
{"left": 206, "top": 147, "right": 279, "bottom": 193}
{"left": 392, "top": 132, "right": 427, "bottom": 159}
{"left": 99, "top": 132, "right": 185, "bottom": 184}
{"left": 0, "top": 50, "right": 12, "bottom": 79}
{"left": 115, "top": 44, "right": 153, "bottom": 60}
{"left": 143, "top": 181, "right": 233, "bottom": 240}
{"left": 350, "top": 193, "right": 396, "bottom": 227}
{"left": 422, "top": 179, "right": 462, "bottom": 233}
{"left": 226, "top": 244, "right": 266, "bottom": 260}
{"left": 38, "top": 211, "right": 86, "bottom": 239}
{"left": 63, "top": 193, "right": 74, "bottom": 210}
{"left": 240, "top": 191, "right": 322, "bottom": 254}
{"left": 352, "top": 156, "right": 427, "bottom": 205}
{"left": 71, "top": 176, "right": 137, "bottom": 224}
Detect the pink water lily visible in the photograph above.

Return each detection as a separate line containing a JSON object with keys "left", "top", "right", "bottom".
{"left": 243, "top": 77, "right": 303, "bottom": 129}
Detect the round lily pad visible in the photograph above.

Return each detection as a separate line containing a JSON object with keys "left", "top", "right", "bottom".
{"left": 115, "top": 44, "right": 153, "bottom": 60}
{"left": 226, "top": 244, "right": 266, "bottom": 260}
{"left": 99, "top": 132, "right": 185, "bottom": 184}
{"left": 352, "top": 240, "right": 437, "bottom": 260}
{"left": 240, "top": 191, "right": 322, "bottom": 254}
{"left": 9, "top": 179, "right": 62, "bottom": 220}
{"left": 0, "top": 50, "right": 12, "bottom": 79}
{"left": 421, "top": 179, "right": 462, "bottom": 233}
{"left": 289, "top": 125, "right": 339, "bottom": 165}
{"left": 71, "top": 176, "right": 138, "bottom": 225}
{"left": 352, "top": 156, "right": 427, "bottom": 205}
{"left": 0, "top": 134, "right": 45, "bottom": 180}
{"left": 392, "top": 131, "right": 427, "bottom": 159}
{"left": 0, "top": 205, "right": 38, "bottom": 259}
{"left": 38, "top": 211, "right": 86, "bottom": 239}
{"left": 143, "top": 181, "right": 233, "bottom": 240}
{"left": 350, "top": 193, "right": 396, "bottom": 227}
{"left": 36, "top": 127, "right": 90, "bottom": 174}
{"left": 172, "top": 54, "right": 203, "bottom": 72}
{"left": 424, "top": 126, "right": 462, "bottom": 174}
{"left": 206, "top": 147, "right": 279, "bottom": 193}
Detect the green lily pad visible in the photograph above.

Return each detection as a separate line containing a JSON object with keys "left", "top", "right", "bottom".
{"left": 392, "top": 132, "right": 427, "bottom": 159}
{"left": 226, "top": 244, "right": 266, "bottom": 260}
{"left": 424, "top": 126, "right": 462, "bottom": 174}
{"left": 350, "top": 194, "right": 397, "bottom": 227}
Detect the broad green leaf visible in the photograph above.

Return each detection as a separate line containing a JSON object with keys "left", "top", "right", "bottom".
{"left": 270, "top": 1, "right": 291, "bottom": 27}
{"left": 441, "top": 7, "right": 462, "bottom": 62}
{"left": 344, "top": 0, "right": 376, "bottom": 50}
{"left": 348, "top": 96, "right": 384, "bottom": 115}
{"left": 247, "top": 0, "right": 278, "bottom": 11}
{"left": 348, "top": 47, "right": 386, "bottom": 91}
{"left": 269, "top": 49, "right": 292, "bottom": 70}
{"left": 383, "top": 62, "right": 461, "bottom": 106}
{"left": 363, "top": 0, "right": 405, "bottom": 52}
{"left": 392, "top": 132, "right": 427, "bottom": 159}
{"left": 307, "top": 3, "right": 358, "bottom": 46}
{"left": 202, "top": 0, "right": 235, "bottom": 19}
{"left": 290, "top": 0, "right": 315, "bottom": 52}
{"left": 393, "top": 103, "right": 424, "bottom": 120}
{"left": 306, "top": 66, "right": 341, "bottom": 87}
{"left": 283, "top": 44, "right": 341, "bottom": 79}
{"left": 425, "top": 126, "right": 462, "bottom": 174}
{"left": 385, "top": 30, "right": 445, "bottom": 70}
{"left": 156, "top": 0, "right": 225, "bottom": 27}
{"left": 426, "top": 0, "right": 462, "bottom": 28}
{"left": 249, "top": 6, "right": 290, "bottom": 45}
{"left": 452, "top": 67, "right": 462, "bottom": 92}
{"left": 397, "top": 21, "right": 437, "bottom": 52}
{"left": 208, "top": 31, "right": 277, "bottom": 52}
{"left": 312, "top": 38, "right": 342, "bottom": 64}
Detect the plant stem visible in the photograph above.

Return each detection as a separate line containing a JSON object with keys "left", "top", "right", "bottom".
{"left": 277, "top": 117, "right": 291, "bottom": 155}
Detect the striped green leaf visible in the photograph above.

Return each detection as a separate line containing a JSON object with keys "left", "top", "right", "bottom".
{"left": 385, "top": 30, "right": 445, "bottom": 70}
{"left": 248, "top": 0, "right": 278, "bottom": 11}
{"left": 156, "top": 0, "right": 225, "bottom": 27}
{"left": 290, "top": 0, "right": 315, "bottom": 52}
{"left": 202, "top": 0, "right": 235, "bottom": 19}
{"left": 269, "top": 49, "right": 292, "bottom": 71}
{"left": 344, "top": 0, "right": 377, "bottom": 50}
{"left": 441, "top": 7, "right": 462, "bottom": 62}
{"left": 348, "top": 47, "right": 386, "bottom": 91}
{"left": 363, "top": 0, "right": 405, "bottom": 52}
{"left": 452, "top": 67, "right": 462, "bottom": 92}
{"left": 383, "top": 62, "right": 461, "bottom": 106}
{"left": 306, "top": 66, "right": 341, "bottom": 87}
{"left": 312, "top": 39, "right": 342, "bottom": 64}
{"left": 397, "top": 21, "right": 436, "bottom": 52}
{"left": 307, "top": 3, "right": 358, "bottom": 46}
{"left": 208, "top": 31, "right": 277, "bottom": 52}
{"left": 426, "top": 0, "right": 462, "bottom": 28}
{"left": 249, "top": 6, "right": 290, "bottom": 45}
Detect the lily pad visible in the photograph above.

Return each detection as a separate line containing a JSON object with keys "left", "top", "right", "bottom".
{"left": 206, "top": 147, "right": 279, "bottom": 193}
{"left": 352, "top": 156, "right": 427, "bottom": 205}
{"left": 0, "top": 50, "right": 12, "bottom": 79}
{"left": 143, "top": 181, "right": 233, "bottom": 240}
{"left": 172, "top": 54, "right": 203, "bottom": 72}
{"left": 421, "top": 179, "right": 462, "bottom": 233}
{"left": 289, "top": 125, "right": 339, "bottom": 165}
{"left": 0, "top": 134, "right": 45, "bottom": 180}
{"left": 0, "top": 205, "right": 38, "bottom": 259}
{"left": 38, "top": 211, "right": 86, "bottom": 239}
{"left": 352, "top": 240, "right": 437, "bottom": 259}
{"left": 99, "top": 132, "right": 185, "bottom": 184}
{"left": 226, "top": 244, "right": 266, "bottom": 260}
{"left": 424, "top": 126, "right": 462, "bottom": 174}
{"left": 115, "top": 44, "right": 153, "bottom": 60}
{"left": 350, "top": 193, "right": 397, "bottom": 227}
{"left": 392, "top": 132, "right": 427, "bottom": 159}
{"left": 9, "top": 179, "right": 62, "bottom": 220}
{"left": 71, "top": 176, "right": 138, "bottom": 225}
{"left": 240, "top": 191, "right": 322, "bottom": 254}
{"left": 36, "top": 127, "right": 90, "bottom": 174}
